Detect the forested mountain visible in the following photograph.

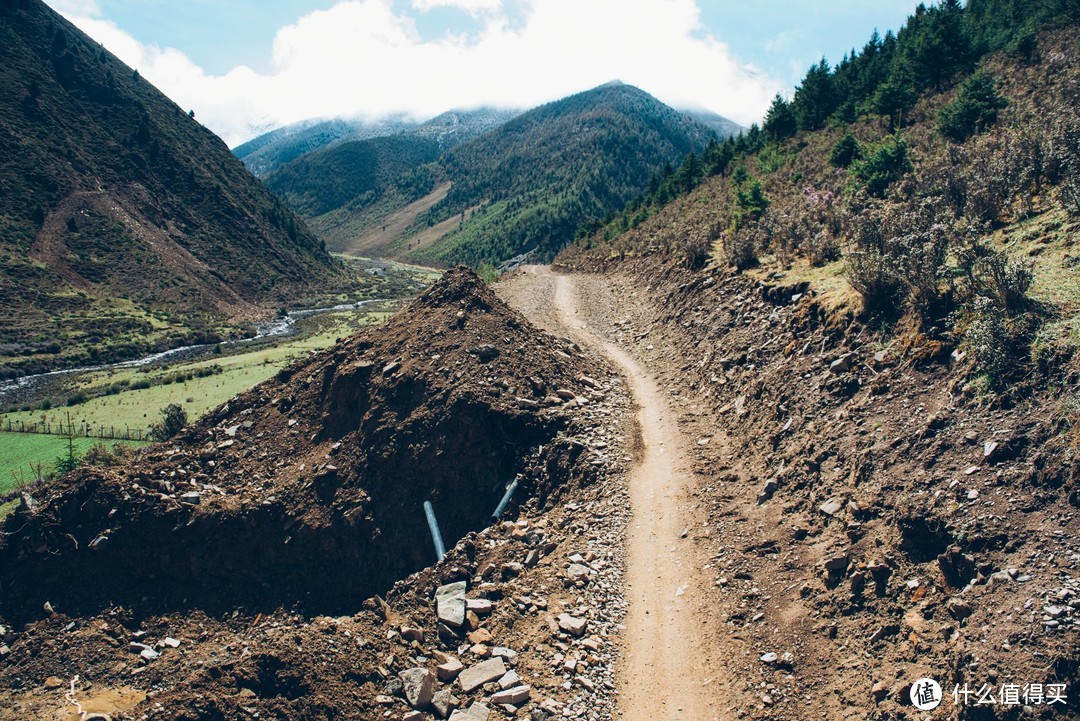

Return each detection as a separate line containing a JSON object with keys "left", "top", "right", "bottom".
{"left": 233, "top": 115, "right": 416, "bottom": 177}
{"left": 235, "top": 107, "right": 519, "bottom": 178}
{"left": 562, "top": 0, "right": 1079, "bottom": 392}
{"left": 271, "top": 83, "right": 722, "bottom": 267}
{"left": 262, "top": 107, "right": 521, "bottom": 219}
{"left": 265, "top": 134, "right": 443, "bottom": 219}
{"left": 0, "top": 0, "right": 339, "bottom": 377}
{"left": 412, "top": 83, "right": 719, "bottom": 266}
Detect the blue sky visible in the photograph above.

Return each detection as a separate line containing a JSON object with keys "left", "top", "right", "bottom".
{"left": 48, "top": 0, "right": 919, "bottom": 145}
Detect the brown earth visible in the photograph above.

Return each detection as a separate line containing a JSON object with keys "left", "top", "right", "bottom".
{"left": 520, "top": 260, "right": 1077, "bottom": 720}
{"left": 0, "top": 262, "right": 1075, "bottom": 721}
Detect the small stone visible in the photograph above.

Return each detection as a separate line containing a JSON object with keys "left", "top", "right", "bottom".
{"left": 179, "top": 491, "right": 201, "bottom": 505}
{"left": 829, "top": 353, "right": 853, "bottom": 373}
{"left": 44, "top": 676, "right": 64, "bottom": 690}
{"left": 467, "top": 599, "right": 493, "bottom": 615}
{"left": 566, "top": 564, "right": 591, "bottom": 582}
{"left": 490, "top": 685, "right": 531, "bottom": 705}
{"left": 401, "top": 626, "right": 424, "bottom": 643}
{"left": 436, "top": 582, "right": 468, "bottom": 628}
{"left": 823, "top": 553, "right": 850, "bottom": 573}
{"left": 433, "top": 688, "right": 459, "bottom": 718}
{"left": 872, "top": 681, "right": 889, "bottom": 702}
{"left": 437, "top": 657, "right": 464, "bottom": 682}
{"left": 1044, "top": 605, "right": 1066, "bottom": 619}
{"left": 163, "top": 637, "right": 181, "bottom": 648}
{"left": 468, "top": 628, "right": 494, "bottom": 645}
{"left": 760, "top": 652, "right": 778, "bottom": 664}
{"left": 382, "top": 361, "right": 400, "bottom": 376}
{"left": 819, "top": 498, "right": 843, "bottom": 516}
{"left": 458, "top": 657, "right": 507, "bottom": 693}
{"left": 779, "top": 652, "right": 795, "bottom": 668}
{"left": 399, "top": 667, "right": 435, "bottom": 710}
{"left": 947, "top": 597, "right": 974, "bottom": 620}
{"left": 498, "top": 670, "right": 521, "bottom": 689}
{"left": 403, "top": 713, "right": 423, "bottom": 721}
{"left": 557, "top": 614, "right": 587, "bottom": 637}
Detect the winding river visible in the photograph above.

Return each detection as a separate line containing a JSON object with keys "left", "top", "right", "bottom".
{"left": 0, "top": 299, "right": 388, "bottom": 407}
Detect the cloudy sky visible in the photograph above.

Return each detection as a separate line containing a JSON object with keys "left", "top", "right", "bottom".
{"left": 46, "top": 0, "right": 917, "bottom": 147}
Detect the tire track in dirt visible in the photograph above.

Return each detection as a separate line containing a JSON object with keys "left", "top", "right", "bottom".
{"left": 542, "top": 268, "right": 728, "bottom": 721}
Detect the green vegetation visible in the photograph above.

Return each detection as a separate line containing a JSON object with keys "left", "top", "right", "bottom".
{"left": 937, "top": 69, "right": 1009, "bottom": 141}
{"left": 0, "top": 304, "right": 393, "bottom": 478}
{"left": 148, "top": 403, "right": 187, "bottom": 441}
{"left": 0, "top": 0, "right": 341, "bottom": 380}
{"left": 1, "top": 307, "right": 391, "bottom": 434}
{"left": 561, "top": 0, "right": 1080, "bottom": 395}
{"left": 850, "top": 135, "right": 913, "bottom": 197}
{"left": 0, "top": 433, "right": 146, "bottom": 493}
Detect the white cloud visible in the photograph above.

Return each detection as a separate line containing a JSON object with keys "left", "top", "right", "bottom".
{"left": 412, "top": 0, "right": 503, "bottom": 15}
{"left": 53, "top": 0, "right": 781, "bottom": 147}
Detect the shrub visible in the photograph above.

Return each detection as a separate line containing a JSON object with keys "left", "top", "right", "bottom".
{"left": 149, "top": 403, "right": 188, "bottom": 441}
{"left": 830, "top": 133, "right": 862, "bottom": 168}
{"left": 937, "top": 69, "right": 1008, "bottom": 142}
{"left": 718, "top": 226, "right": 759, "bottom": 272}
{"left": 851, "top": 136, "right": 912, "bottom": 198}
{"left": 682, "top": 234, "right": 711, "bottom": 270}
{"left": 963, "top": 246, "right": 1033, "bottom": 313}
{"left": 966, "top": 296, "right": 1010, "bottom": 384}
{"left": 734, "top": 179, "right": 769, "bottom": 225}
{"left": 83, "top": 443, "right": 121, "bottom": 467}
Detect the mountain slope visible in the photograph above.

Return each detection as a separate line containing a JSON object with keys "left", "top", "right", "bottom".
{"left": 680, "top": 106, "right": 745, "bottom": 139}
{"left": 412, "top": 83, "right": 718, "bottom": 266}
{"left": 0, "top": 0, "right": 340, "bottom": 377}
{"left": 262, "top": 107, "right": 521, "bottom": 223}
{"left": 282, "top": 83, "right": 718, "bottom": 266}
{"left": 236, "top": 107, "right": 519, "bottom": 178}
{"left": 233, "top": 115, "right": 417, "bottom": 177}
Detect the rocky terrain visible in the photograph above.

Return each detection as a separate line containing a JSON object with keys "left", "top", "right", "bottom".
{"left": 535, "top": 259, "right": 1078, "bottom": 719}
{"left": 0, "top": 260, "right": 1075, "bottom": 720}
{"left": 0, "top": 269, "right": 640, "bottom": 720}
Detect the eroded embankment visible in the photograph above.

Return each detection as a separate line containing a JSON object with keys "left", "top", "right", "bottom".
{"left": 549, "top": 256, "right": 1078, "bottom": 720}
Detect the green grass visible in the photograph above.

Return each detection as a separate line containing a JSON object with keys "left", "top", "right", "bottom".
{"left": 1, "top": 309, "right": 391, "bottom": 435}
{"left": 0, "top": 432, "right": 146, "bottom": 494}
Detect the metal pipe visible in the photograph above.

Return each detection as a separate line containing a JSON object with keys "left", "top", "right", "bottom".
{"left": 491, "top": 480, "right": 520, "bottom": 520}
{"left": 423, "top": 501, "right": 446, "bottom": 561}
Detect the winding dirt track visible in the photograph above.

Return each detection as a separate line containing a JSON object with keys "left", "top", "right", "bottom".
{"left": 517, "top": 267, "right": 725, "bottom": 720}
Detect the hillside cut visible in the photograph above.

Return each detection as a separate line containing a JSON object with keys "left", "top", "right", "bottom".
{"left": 0, "top": 268, "right": 611, "bottom": 621}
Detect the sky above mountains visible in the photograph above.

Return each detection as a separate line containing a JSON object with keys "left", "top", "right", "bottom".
{"left": 47, "top": 0, "right": 915, "bottom": 147}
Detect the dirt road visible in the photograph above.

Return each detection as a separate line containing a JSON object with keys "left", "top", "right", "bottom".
{"left": 506, "top": 266, "right": 725, "bottom": 720}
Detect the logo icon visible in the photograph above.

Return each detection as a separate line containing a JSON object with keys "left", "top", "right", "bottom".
{"left": 911, "top": 678, "right": 943, "bottom": 710}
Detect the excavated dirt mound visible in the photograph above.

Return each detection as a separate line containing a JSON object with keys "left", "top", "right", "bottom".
{"left": 0, "top": 269, "right": 628, "bottom": 721}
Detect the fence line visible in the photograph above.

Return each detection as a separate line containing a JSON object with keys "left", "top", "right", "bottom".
{"left": 1, "top": 418, "right": 146, "bottom": 442}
